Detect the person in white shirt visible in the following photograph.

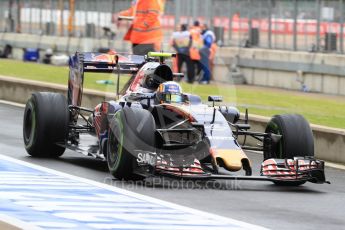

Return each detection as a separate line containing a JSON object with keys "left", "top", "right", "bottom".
{"left": 171, "top": 24, "right": 194, "bottom": 83}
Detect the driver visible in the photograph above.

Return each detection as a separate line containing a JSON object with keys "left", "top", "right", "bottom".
{"left": 156, "top": 81, "right": 185, "bottom": 104}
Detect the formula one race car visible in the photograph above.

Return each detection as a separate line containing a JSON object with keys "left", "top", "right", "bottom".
{"left": 23, "top": 51, "right": 328, "bottom": 186}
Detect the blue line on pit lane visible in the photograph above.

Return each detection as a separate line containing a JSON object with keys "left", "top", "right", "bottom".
{"left": 0, "top": 156, "right": 264, "bottom": 230}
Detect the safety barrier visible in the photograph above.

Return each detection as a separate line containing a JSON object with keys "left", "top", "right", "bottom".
{"left": 215, "top": 47, "right": 345, "bottom": 96}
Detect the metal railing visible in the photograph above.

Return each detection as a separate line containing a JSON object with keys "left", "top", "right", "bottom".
{"left": 1, "top": 0, "right": 344, "bottom": 53}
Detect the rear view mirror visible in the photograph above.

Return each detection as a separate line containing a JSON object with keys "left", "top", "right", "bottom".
{"left": 173, "top": 73, "right": 184, "bottom": 78}
{"left": 208, "top": 95, "right": 223, "bottom": 102}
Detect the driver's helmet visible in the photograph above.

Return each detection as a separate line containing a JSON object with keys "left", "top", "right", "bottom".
{"left": 156, "top": 81, "right": 184, "bottom": 104}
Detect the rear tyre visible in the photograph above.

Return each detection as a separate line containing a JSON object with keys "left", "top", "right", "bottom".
{"left": 107, "top": 107, "right": 155, "bottom": 180}
{"left": 264, "top": 114, "right": 314, "bottom": 186}
{"left": 23, "top": 92, "right": 69, "bottom": 158}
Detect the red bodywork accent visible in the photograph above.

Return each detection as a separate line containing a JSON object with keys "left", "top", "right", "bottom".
{"left": 161, "top": 104, "right": 196, "bottom": 123}
{"left": 155, "top": 159, "right": 206, "bottom": 176}
{"left": 261, "top": 158, "right": 319, "bottom": 180}
{"left": 92, "top": 52, "right": 133, "bottom": 64}
{"left": 129, "top": 70, "right": 145, "bottom": 92}
{"left": 93, "top": 104, "right": 102, "bottom": 137}
{"left": 93, "top": 54, "right": 115, "bottom": 64}
{"left": 93, "top": 102, "right": 111, "bottom": 138}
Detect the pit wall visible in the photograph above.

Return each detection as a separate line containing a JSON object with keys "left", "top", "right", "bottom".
{"left": 1, "top": 75, "right": 344, "bottom": 165}
{"left": 215, "top": 47, "right": 345, "bottom": 96}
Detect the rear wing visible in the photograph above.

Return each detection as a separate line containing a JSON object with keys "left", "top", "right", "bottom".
{"left": 68, "top": 52, "right": 146, "bottom": 107}
{"left": 69, "top": 52, "right": 146, "bottom": 74}
{"left": 68, "top": 51, "right": 176, "bottom": 107}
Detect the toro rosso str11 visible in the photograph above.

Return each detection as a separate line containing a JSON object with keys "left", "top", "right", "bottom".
{"left": 23, "top": 51, "right": 328, "bottom": 186}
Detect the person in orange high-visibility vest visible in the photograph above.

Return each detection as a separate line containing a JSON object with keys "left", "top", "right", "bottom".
{"left": 118, "top": 0, "right": 165, "bottom": 55}
{"left": 189, "top": 20, "right": 203, "bottom": 81}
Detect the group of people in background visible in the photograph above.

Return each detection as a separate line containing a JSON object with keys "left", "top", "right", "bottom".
{"left": 117, "top": 0, "right": 217, "bottom": 84}
{"left": 171, "top": 20, "right": 217, "bottom": 84}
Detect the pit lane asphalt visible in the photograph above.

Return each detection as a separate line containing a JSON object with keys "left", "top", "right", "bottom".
{"left": 0, "top": 102, "right": 344, "bottom": 230}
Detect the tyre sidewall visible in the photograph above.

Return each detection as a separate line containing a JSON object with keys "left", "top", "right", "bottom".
{"left": 107, "top": 107, "right": 156, "bottom": 180}
{"left": 23, "top": 98, "right": 38, "bottom": 151}
{"left": 265, "top": 114, "right": 314, "bottom": 186}
{"left": 23, "top": 92, "right": 69, "bottom": 157}
{"left": 265, "top": 114, "right": 314, "bottom": 159}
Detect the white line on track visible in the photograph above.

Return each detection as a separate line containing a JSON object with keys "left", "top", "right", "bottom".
{"left": 0, "top": 154, "right": 267, "bottom": 230}
{"left": 325, "top": 161, "right": 345, "bottom": 171}
{"left": 0, "top": 100, "right": 25, "bottom": 108}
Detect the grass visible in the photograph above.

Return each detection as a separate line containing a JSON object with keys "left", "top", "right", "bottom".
{"left": 235, "top": 86, "right": 345, "bottom": 129}
{"left": 0, "top": 59, "right": 130, "bottom": 92}
{"left": 1, "top": 59, "right": 345, "bottom": 129}
{"left": 179, "top": 82, "right": 345, "bottom": 129}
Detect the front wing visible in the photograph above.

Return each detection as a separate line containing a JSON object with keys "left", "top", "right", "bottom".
{"left": 150, "top": 157, "right": 329, "bottom": 184}
{"left": 261, "top": 157, "right": 328, "bottom": 184}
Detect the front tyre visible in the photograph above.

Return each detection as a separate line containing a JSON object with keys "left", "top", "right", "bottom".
{"left": 107, "top": 107, "right": 156, "bottom": 180}
{"left": 23, "top": 92, "right": 69, "bottom": 157}
{"left": 264, "top": 114, "right": 314, "bottom": 186}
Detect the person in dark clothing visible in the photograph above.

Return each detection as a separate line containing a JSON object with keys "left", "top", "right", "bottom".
{"left": 171, "top": 24, "right": 194, "bottom": 83}
{"left": 199, "top": 45, "right": 211, "bottom": 84}
{"left": 0, "top": 44, "right": 12, "bottom": 58}
{"left": 132, "top": 44, "right": 155, "bottom": 56}
{"left": 199, "top": 24, "right": 215, "bottom": 84}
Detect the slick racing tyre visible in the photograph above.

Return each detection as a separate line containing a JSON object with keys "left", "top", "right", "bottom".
{"left": 107, "top": 107, "right": 156, "bottom": 180}
{"left": 23, "top": 92, "right": 69, "bottom": 158}
{"left": 264, "top": 114, "right": 314, "bottom": 186}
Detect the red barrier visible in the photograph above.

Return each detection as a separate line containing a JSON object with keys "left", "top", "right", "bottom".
{"left": 160, "top": 15, "right": 345, "bottom": 36}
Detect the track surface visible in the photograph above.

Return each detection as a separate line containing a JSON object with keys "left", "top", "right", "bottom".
{"left": 0, "top": 103, "right": 344, "bottom": 230}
